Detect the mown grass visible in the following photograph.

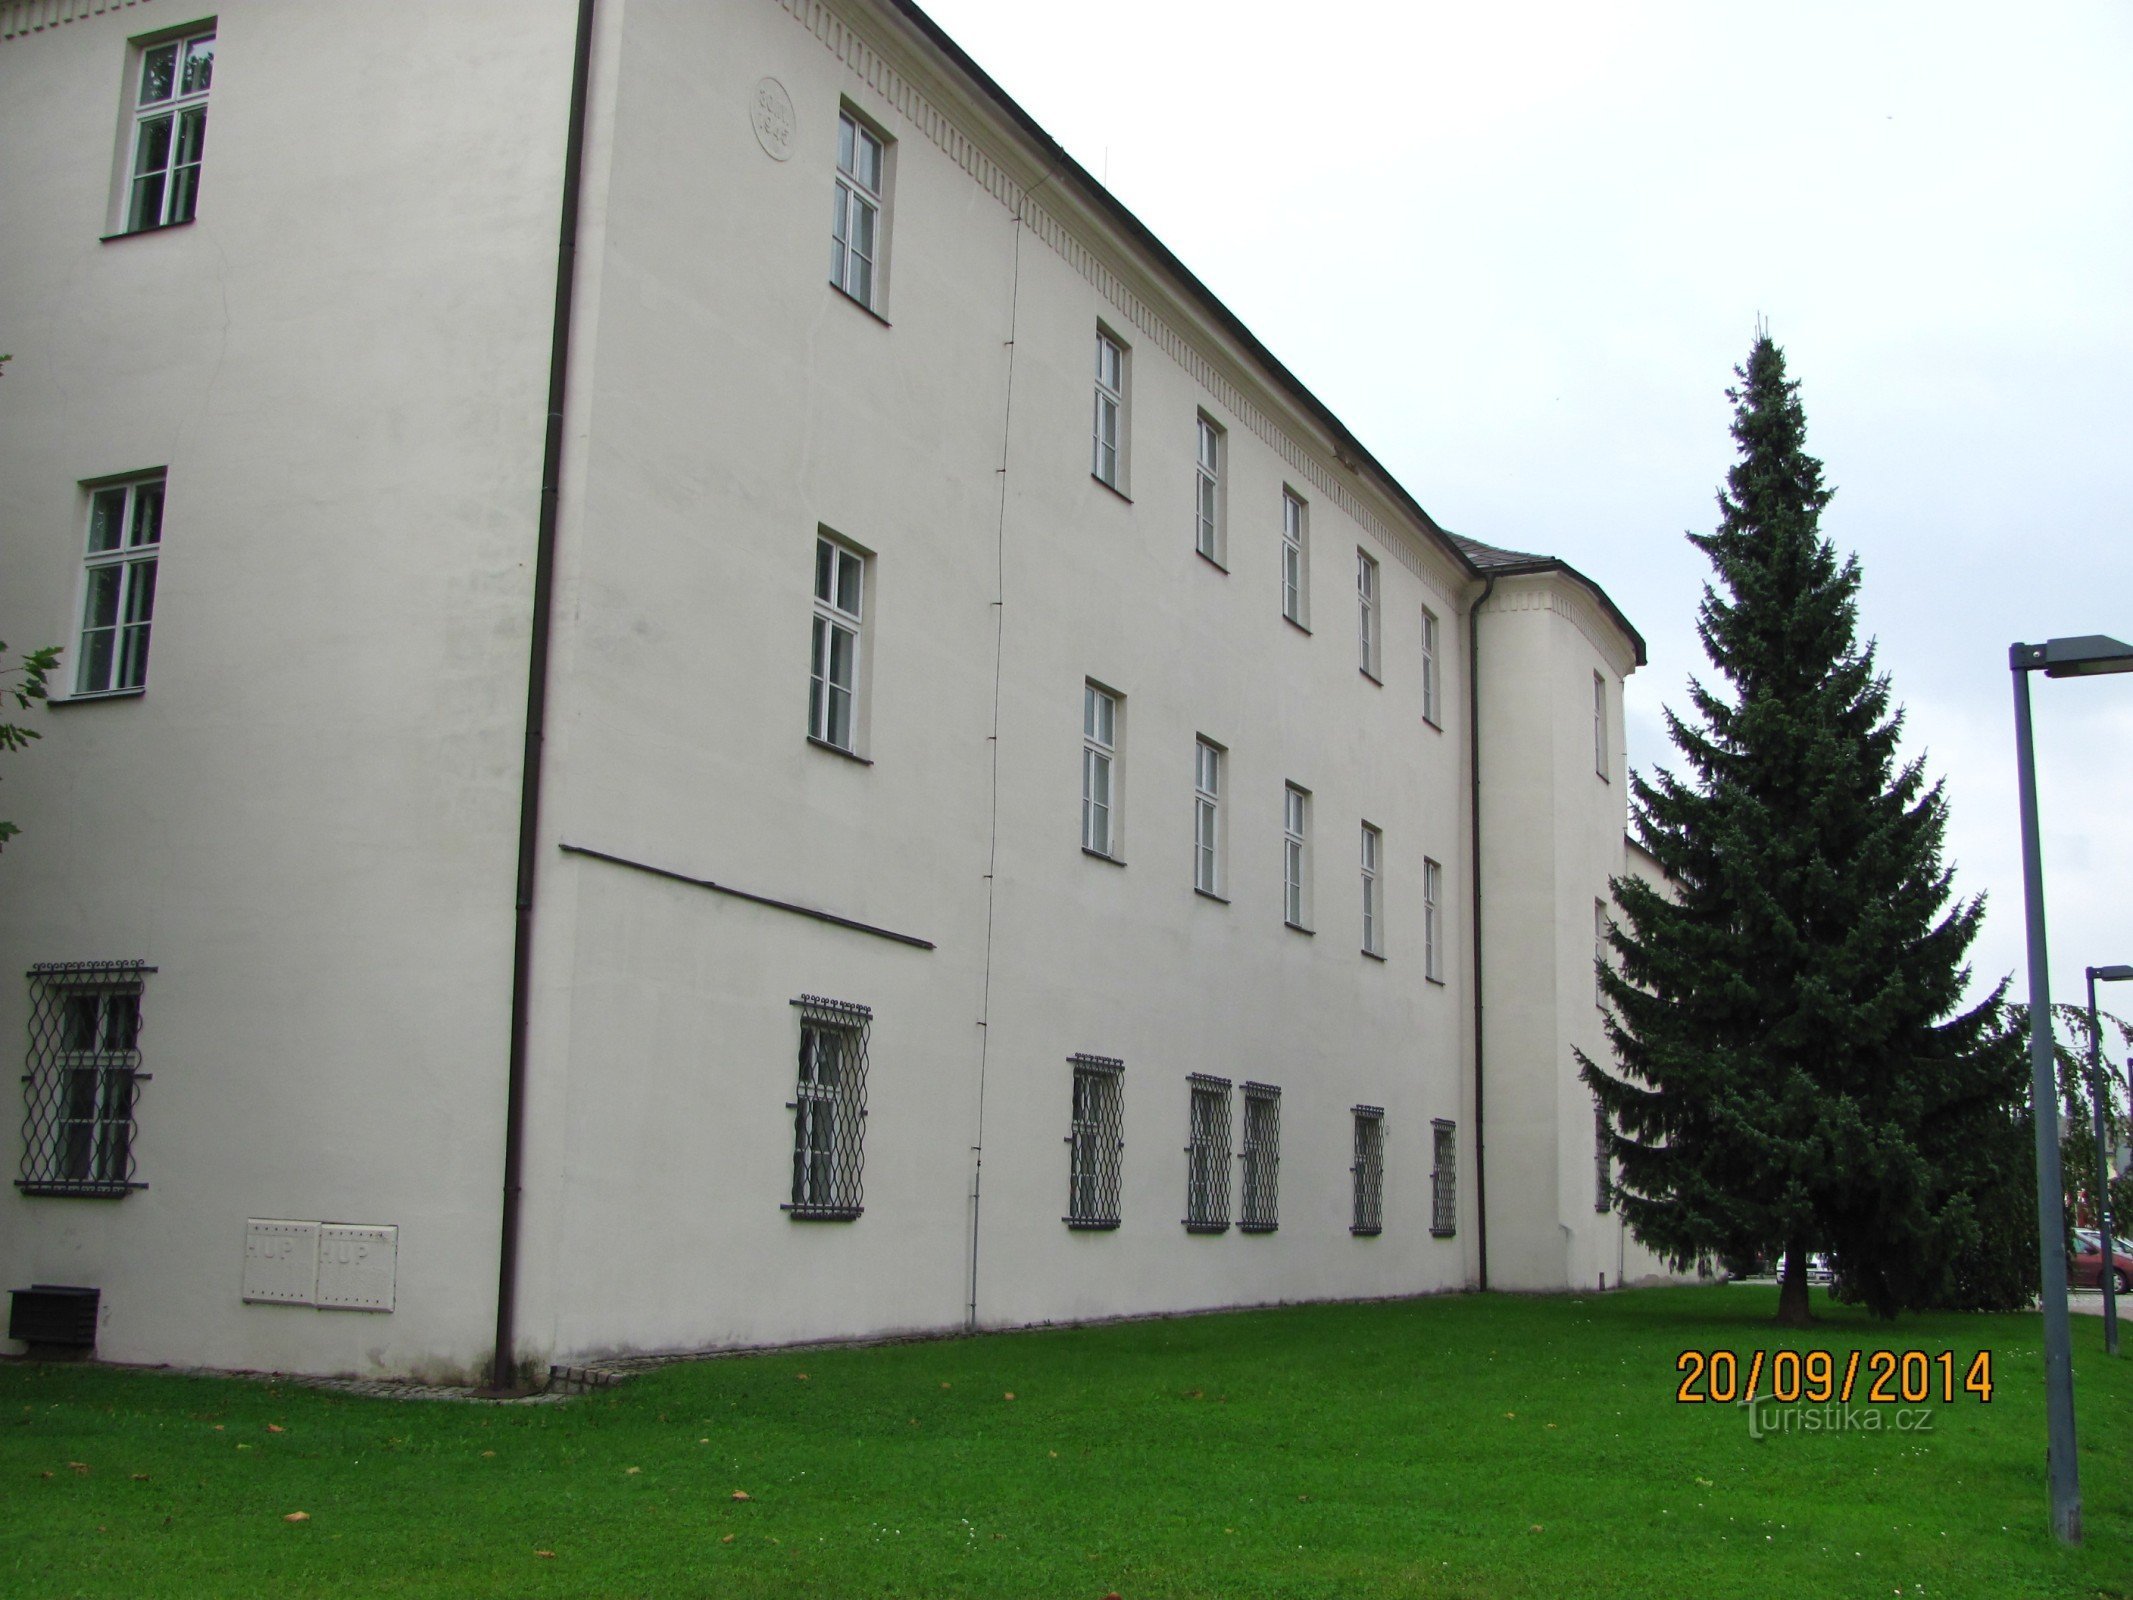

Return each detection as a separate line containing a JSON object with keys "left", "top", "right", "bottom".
{"left": 3, "top": 1285, "right": 2130, "bottom": 1598}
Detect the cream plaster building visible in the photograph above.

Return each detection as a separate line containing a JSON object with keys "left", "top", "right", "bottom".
{"left": 0, "top": 0, "right": 1680, "bottom": 1385}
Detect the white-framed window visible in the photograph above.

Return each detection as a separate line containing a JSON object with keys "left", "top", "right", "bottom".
{"left": 1594, "top": 670, "right": 1609, "bottom": 778}
{"left": 1280, "top": 489, "right": 1309, "bottom": 627}
{"left": 1420, "top": 607, "right": 1441, "bottom": 725}
{"left": 1282, "top": 782, "right": 1311, "bottom": 930}
{"left": 1193, "top": 737, "right": 1224, "bottom": 896}
{"left": 1184, "top": 1074, "right": 1232, "bottom": 1231}
{"left": 1093, "top": 329, "right": 1128, "bottom": 489}
{"left": 1066, "top": 1054, "right": 1125, "bottom": 1229}
{"left": 17, "top": 961, "right": 151, "bottom": 1197}
{"left": 1595, "top": 898, "right": 1609, "bottom": 1007}
{"left": 786, "top": 995, "right": 869, "bottom": 1220}
{"left": 1423, "top": 857, "right": 1444, "bottom": 982}
{"left": 830, "top": 108, "right": 887, "bottom": 309}
{"left": 1350, "top": 1105, "right": 1385, "bottom": 1236}
{"left": 1194, "top": 413, "right": 1224, "bottom": 564}
{"left": 121, "top": 26, "right": 214, "bottom": 233}
{"left": 1357, "top": 550, "right": 1380, "bottom": 678}
{"left": 1082, "top": 682, "right": 1121, "bottom": 858}
{"left": 74, "top": 474, "right": 164, "bottom": 696}
{"left": 1430, "top": 1119, "right": 1457, "bottom": 1236}
{"left": 1360, "top": 822, "right": 1384, "bottom": 957}
{"left": 808, "top": 535, "right": 866, "bottom": 752}
{"left": 1239, "top": 1082, "right": 1281, "bottom": 1232}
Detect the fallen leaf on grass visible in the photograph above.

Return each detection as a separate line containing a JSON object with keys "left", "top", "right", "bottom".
{"left": 284, "top": 1512, "right": 310, "bottom": 1524}
{"left": 267, "top": 1425, "right": 285, "bottom": 1434}
{"left": 68, "top": 1463, "right": 90, "bottom": 1475}
{"left": 939, "top": 1382, "right": 951, "bottom": 1390}
{"left": 731, "top": 1490, "right": 753, "bottom": 1502}
{"left": 1529, "top": 1524, "right": 1543, "bottom": 1534}
{"left": 1003, "top": 1392, "right": 1016, "bottom": 1401}
{"left": 795, "top": 1373, "right": 809, "bottom": 1381}
{"left": 38, "top": 1471, "right": 52, "bottom": 1480}
{"left": 625, "top": 1467, "right": 641, "bottom": 1476}
{"left": 720, "top": 1535, "right": 735, "bottom": 1545}
{"left": 131, "top": 1474, "right": 149, "bottom": 1482}
{"left": 481, "top": 1450, "right": 496, "bottom": 1458}
{"left": 535, "top": 1550, "right": 556, "bottom": 1559}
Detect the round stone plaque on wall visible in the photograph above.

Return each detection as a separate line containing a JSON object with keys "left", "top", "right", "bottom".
{"left": 751, "top": 77, "right": 796, "bottom": 161}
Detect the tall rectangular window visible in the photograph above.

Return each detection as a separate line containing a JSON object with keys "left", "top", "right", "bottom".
{"left": 1093, "top": 330, "right": 1127, "bottom": 489}
{"left": 75, "top": 475, "right": 163, "bottom": 696}
{"left": 1066, "top": 1055, "right": 1125, "bottom": 1229}
{"left": 1430, "top": 1119, "right": 1458, "bottom": 1236}
{"left": 1239, "top": 1083, "right": 1281, "bottom": 1232}
{"left": 1280, "top": 490, "right": 1309, "bottom": 626}
{"left": 1184, "top": 1074, "right": 1232, "bottom": 1231}
{"left": 17, "top": 962, "right": 151, "bottom": 1197}
{"left": 1282, "top": 783, "right": 1311, "bottom": 930}
{"left": 1194, "top": 414, "right": 1224, "bottom": 563}
{"left": 1360, "top": 822, "right": 1383, "bottom": 956}
{"left": 1083, "top": 682, "right": 1120, "bottom": 858}
{"left": 1595, "top": 898, "right": 1609, "bottom": 1006}
{"left": 1357, "top": 551, "right": 1380, "bottom": 678}
{"left": 1350, "top": 1106, "right": 1385, "bottom": 1236}
{"left": 808, "top": 536, "right": 866, "bottom": 752}
{"left": 1595, "top": 1100, "right": 1612, "bottom": 1213}
{"left": 1594, "top": 671, "right": 1609, "bottom": 777}
{"left": 830, "top": 109, "right": 885, "bottom": 308}
{"left": 786, "top": 996, "right": 870, "bottom": 1220}
{"left": 1193, "top": 737, "right": 1223, "bottom": 896}
{"left": 1423, "top": 857, "right": 1444, "bottom": 982}
{"left": 1420, "top": 607, "right": 1441, "bottom": 725}
{"left": 123, "top": 27, "right": 214, "bottom": 233}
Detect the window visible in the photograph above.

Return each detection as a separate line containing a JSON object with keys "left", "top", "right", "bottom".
{"left": 1430, "top": 1119, "right": 1457, "bottom": 1236}
{"left": 1420, "top": 607, "right": 1441, "bottom": 725}
{"left": 786, "top": 996, "right": 870, "bottom": 1219}
{"left": 1423, "top": 858, "right": 1444, "bottom": 982}
{"left": 1280, "top": 490, "right": 1309, "bottom": 626}
{"left": 74, "top": 475, "right": 164, "bottom": 696}
{"left": 1595, "top": 899, "right": 1609, "bottom": 1007}
{"left": 1193, "top": 737, "right": 1223, "bottom": 896}
{"left": 1082, "top": 682, "right": 1121, "bottom": 858}
{"left": 1092, "top": 330, "right": 1128, "bottom": 490}
{"left": 1351, "top": 1106, "right": 1385, "bottom": 1236}
{"left": 1360, "top": 823, "right": 1384, "bottom": 957}
{"left": 1194, "top": 414, "right": 1224, "bottom": 564}
{"left": 1594, "top": 1100, "right": 1612, "bottom": 1213}
{"left": 1282, "top": 783, "right": 1311, "bottom": 929}
{"left": 1066, "top": 1055, "right": 1125, "bottom": 1229}
{"left": 17, "top": 962, "right": 151, "bottom": 1197}
{"left": 122, "top": 27, "right": 214, "bottom": 233}
{"left": 1184, "top": 1074, "right": 1232, "bottom": 1231}
{"left": 829, "top": 109, "right": 885, "bottom": 308}
{"left": 1594, "top": 671, "right": 1609, "bottom": 778}
{"left": 1239, "top": 1083, "right": 1280, "bottom": 1232}
{"left": 1357, "top": 551, "right": 1380, "bottom": 678}
{"left": 808, "top": 536, "right": 866, "bottom": 752}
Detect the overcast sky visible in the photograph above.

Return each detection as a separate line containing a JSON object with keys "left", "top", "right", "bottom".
{"left": 918, "top": 0, "right": 2133, "bottom": 1042}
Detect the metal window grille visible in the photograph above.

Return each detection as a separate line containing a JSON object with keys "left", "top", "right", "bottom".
{"left": 1430, "top": 1119, "right": 1458, "bottom": 1237}
{"left": 18, "top": 962, "right": 153, "bottom": 1198}
{"left": 785, "top": 995, "right": 870, "bottom": 1220}
{"left": 1239, "top": 1082, "right": 1281, "bottom": 1232}
{"left": 1184, "top": 1073, "right": 1232, "bottom": 1232}
{"left": 1351, "top": 1106, "right": 1385, "bottom": 1235}
{"left": 1065, "top": 1054, "right": 1124, "bottom": 1229}
{"left": 1595, "top": 1101, "right": 1612, "bottom": 1213}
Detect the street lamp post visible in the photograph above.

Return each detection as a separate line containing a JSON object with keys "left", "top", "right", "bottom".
{"left": 2010, "top": 633, "right": 2133, "bottom": 1548}
{"left": 2087, "top": 964, "right": 2133, "bottom": 1357}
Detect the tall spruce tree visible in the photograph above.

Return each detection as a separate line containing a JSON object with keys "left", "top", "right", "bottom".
{"left": 1580, "top": 334, "right": 2025, "bottom": 1325}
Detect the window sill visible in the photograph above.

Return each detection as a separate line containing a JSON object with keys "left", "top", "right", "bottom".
{"left": 1425, "top": 973, "right": 1446, "bottom": 988}
{"left": 50, "top": 687, "right": 146, "bottom": 708}
{"left": 1090, "top": 474, "right": 1133, "bottom": 506}
{"left": 1183, "top": 1221, "right": 1230, "bottom": 1235}
{"left": 1239, "top": 1222, "right": 1278, "bottom": 1235}
{"left": 1283, "top": 615, "right": 1312, "bottom": 638}
{"left": 1360, "top": 667, "right": 1383, "bottom": 687}
{"left": 100, "top": 219, "right": 194, "bottom": 243}
{"left": 1063, "top": 1217, "right": 1121, "bottom": 1231}
{"left": 1429, "top": 1226, "right": 1457, "bottom": 1239}
{"left": 1361, "top": 947, "right": 1387, "bottom": 963}
{"left": 1284, "top": 920, "right": 1315, "bottom": 937}
{"left": 783, "top": 1204, "right": 863, "bottom": 1221}
{"left": 828, "top": 281, "right": 891, "bottom": 326}
{"left": 1422, "top": 714, "right": 1444, "bottom": 734}
{"left": 1083, "top": 847, "right": 1126, "bottom": 868}
{"left": 1196, "top": 548, "right": 1229, "bottom": 575}
{"left": 14, "top": 1180, "right": 142, "bottom": 1198}
{"left": 1194, "top": 887, "right": 1230, "bottom": 905}
{"left": 807, "top": 735, "right": 874, "bottom": 766}
{"left": 1350, "top": 1226, "right": 1383, "bottom": 1238}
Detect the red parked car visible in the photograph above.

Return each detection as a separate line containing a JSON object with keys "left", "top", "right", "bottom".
{"left": 2072, "top": 1228, "right": 2133, "bottom": 1292}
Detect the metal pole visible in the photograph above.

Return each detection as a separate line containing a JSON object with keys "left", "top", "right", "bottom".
{"left": 2092, "top": 968, "right": 2120, "bottom": 1356}
{"left": 2012, "top": 648, "right": 2081, "bottom": 1543}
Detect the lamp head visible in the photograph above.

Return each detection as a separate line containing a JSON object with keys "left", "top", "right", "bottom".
{"left": 2024, "top": 635, "right": 2133, "bottom": 678}
{"left": 2094, "top": 964, "right": 2133, "bottom": 983}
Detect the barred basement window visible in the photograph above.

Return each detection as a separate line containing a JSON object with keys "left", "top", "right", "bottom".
{"left": 1184, "top": 1074, "right": 1232, "bottom": 1232}
{"left": 1430, "top": 1118, "right": 1457, "bottom": 1237}
{"left": 1595, "top": 1101, "right": 1612, "bottom": 1213}
{"left": 17, "top": 962, "right": 153, "bottom": 1197}
{"left": 1065, "top": 1054, "right": 1124, "bottom": 1229}
{"left": 1239, "top": 1082, "right": 1281, "bottom": 1232}
{"left": 1350, "top": 1106, "right": 1385, "bottom": 1235}
{"left": 785, "top": 995, "right": 870, "bottom": 1219}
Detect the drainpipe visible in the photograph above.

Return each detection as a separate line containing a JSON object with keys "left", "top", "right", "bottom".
{"left": 489, "top": 0, "right": 597, "bottom": 1395}
{"left": 1467, "top": 573, "right": 1496, "bottom": 1292}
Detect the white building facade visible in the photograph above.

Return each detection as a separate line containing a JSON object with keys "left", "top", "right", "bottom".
{"left": 0, "top": 0, "right": 1678, "bottom": 1385}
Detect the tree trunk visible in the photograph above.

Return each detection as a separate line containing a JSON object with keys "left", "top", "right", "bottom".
{"left": 1776, "top": 1238, "right": 1814, "bottom": 1326}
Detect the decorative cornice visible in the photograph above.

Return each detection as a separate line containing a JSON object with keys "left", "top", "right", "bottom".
{"left": 776, "top": 0, "right": 1460, "bottom": 608}
{"left": 1480, "top": 576, "right": 1640, "bottom": 680}
{"left": 0, "top": 0, "right": 152, "bottom": 41}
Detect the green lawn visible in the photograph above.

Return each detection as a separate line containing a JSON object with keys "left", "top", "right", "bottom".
{"left": 5, "top": 1285, "right": 2130, "bottom": 1598}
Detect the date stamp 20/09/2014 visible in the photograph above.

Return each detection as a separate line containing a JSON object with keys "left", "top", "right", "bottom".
{"left": 1675, "top": 1348, "right": 1993, "bottom": 1406}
